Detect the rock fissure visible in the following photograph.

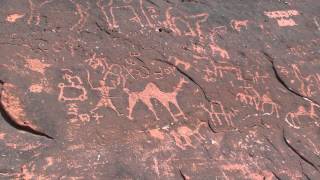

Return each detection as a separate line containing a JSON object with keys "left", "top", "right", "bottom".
{"left": 283, "top": 129, "right": 319, "bottom": 172}
{"left": 262, "top": 51, "right": 320, "bottom": 106}
{"left": 0, "top": 80, "right": 53, "bottom": 140}
{"left": 154, "top": 58, "right": 211, "bottom": 102}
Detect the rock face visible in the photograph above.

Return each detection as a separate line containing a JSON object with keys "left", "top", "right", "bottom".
{"left": 0, "top": 0, "right": 319, "bottom": 179}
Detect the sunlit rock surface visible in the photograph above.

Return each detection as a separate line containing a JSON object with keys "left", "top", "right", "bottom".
{"left": 0, "top": 0, "right": 320, "bottom": 179}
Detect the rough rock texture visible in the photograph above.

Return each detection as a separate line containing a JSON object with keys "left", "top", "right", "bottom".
{"left": 0, "top": 0, "right": 319, "bottom": 179}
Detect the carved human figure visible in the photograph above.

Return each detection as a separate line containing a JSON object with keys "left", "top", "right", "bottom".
{"left": 86, "top": 55, "right": 123, "bottom": 116}
{"left": 88, "top": 77, "right": 121, "bottom": 116}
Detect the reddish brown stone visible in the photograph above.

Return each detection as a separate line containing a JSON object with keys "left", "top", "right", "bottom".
{"left": 0, "top": 0, "right": 320, "bottom": 179}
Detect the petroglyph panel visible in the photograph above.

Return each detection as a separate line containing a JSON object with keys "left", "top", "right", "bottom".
{"left": 1, "top": 0, "right": 320, "bottom": 179}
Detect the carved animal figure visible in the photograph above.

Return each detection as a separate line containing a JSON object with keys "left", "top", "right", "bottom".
{"left": 124, "top": 78, "right": 188, "bottom": 121}
{"left": 170, "top": 122, "right": 206, "bottom": 149}
{"left": 236, "top": 87, "right": 280, "bottom": 118}
{"left": 292, "top": 64, "right": 320, "bottom": 97}
{"left": 201, "top": 101, "right": 236, "bottom": 128}
{"left": 285, "top": 103, "right": 319, "bottom": 129}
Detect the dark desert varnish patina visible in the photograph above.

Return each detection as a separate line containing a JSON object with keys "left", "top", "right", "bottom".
{"left": 0, "top": 0, "right": 320, "bottom": 179}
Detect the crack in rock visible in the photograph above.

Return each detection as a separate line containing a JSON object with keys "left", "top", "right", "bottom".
{"left": 95, "top": 21, "right": 144, "bottom": 50}
{"left": 271, "top": 171, "right": 282, "bottom": 180}
{"left": 207, "top": 119, "right": 218, "bottom": 133}
{"left": 145, "top": 0, "right": 159, "bottom": 7}
{"left": 153, "top": 59, "right": 218, "bottom": 134}
{"left": 154, "top": 58, "right": 211, "bottom": 102}
{"left": 262, "top": 51, "right": 320, "bottom": 106}
{"left": 263, "top": 135, "right": 282, "bottom": 155}
{"left": 95, "top": 22, "right": 112, "bottom": 36}
{"left": 282, "top": 128, "right": 319, "bottom": 172}
{"left": 178, "top": 169, "right": 188, "bottom": 180}
{"left": 299, "top": 160, "right": 313, "bottom": 180}
{"left": 0, "top": 80, "right": 53, "bottom": 139}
